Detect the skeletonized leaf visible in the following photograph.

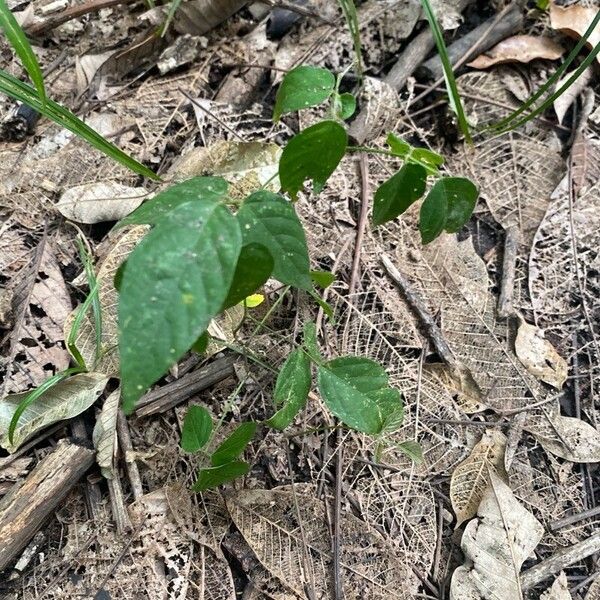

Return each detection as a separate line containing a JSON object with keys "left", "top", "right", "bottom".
{"left": 515, "top": 319, "right": 567, "bottom": 389}
{"left": 467, "top": 35, "right": 564, "bottom": 69}
{"left": 450, "top": 429, "right": 508, "bottom": 527}
{"left": 541, "top": 573, "right": 573, "bottom": 600}
{"left": 92, "top": 387, "right": 120, "bottom": 479}
{"left": 56, "top": 182, "right": 148, "bottom": 224}
{"left": 227, "top": 485, "right": 412, "bottom": 599}
{"left": 550, "top": 3, "right": 600, "bottom": 66}
{"left": 0, "top": 373, "right": 108, "bottom": 452}
{"left": 450, "top": 471, "right": 544, "bottom": 600}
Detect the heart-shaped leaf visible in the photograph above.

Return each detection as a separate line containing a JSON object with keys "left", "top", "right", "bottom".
{"left": 181, "top": 404, "right": 213, "bottom": 453}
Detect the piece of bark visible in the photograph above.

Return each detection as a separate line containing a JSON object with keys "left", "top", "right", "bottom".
{"left": 135, "top": 354, "right": 237, "bottom": 417}
{"left": 419, "top": 5, "right": 524, "bottom": 80}
{"left": 0, "top": 439, "right": 95, "bottom": 572}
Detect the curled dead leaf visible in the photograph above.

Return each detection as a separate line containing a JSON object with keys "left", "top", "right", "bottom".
{"left": 515, "top": 319, "right": 568, "bottom": 389}
{"left": 554, "top": 67, "right": 594, "bottom": 124}
{"left": 541, "top": 572, "right": 573, "bottom": 600}
{"left": 92, "top": 388, "right": 120, "bottom": 479}
{"left": 550, "top": 2, "right": 600, "bottom": 66}
{"left": 468, "top": 35, "right": 565, "bottom": 69}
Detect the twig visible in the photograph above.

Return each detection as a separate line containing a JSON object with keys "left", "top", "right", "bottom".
{"left": 521, "top": 533, "right": 600, "bottom": 590}
{"left": 432, "top": 500, "right": 444, "bottom": 586}
{"left": 117, "top": 411, "right": 143, "bottom": 500}
{"left": 348, "top": 154, "right": 370, "bottom": 295}
{"left": 497, "top": 225, "right": 520, "bottom": 318}
{"left": 107, "top": 469, "right": 132, "bottom": 534}
{"left": 333, "top": 428, "right": 343, "bottom": 600}
{"left": 549, "top": 505, "right": 600, "bottom": 532}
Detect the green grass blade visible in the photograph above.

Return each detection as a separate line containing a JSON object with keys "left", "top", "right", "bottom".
{"left": 0, "top": 70, "right": 158, "bottom": 179}
{"left": 488, "top": 9, "right": 600, "bottom": 132}
{"left": 419, "top": 0, "right": 472, "bottom": 143}
{"left": 337, "top": 0, "right": 362, "bottom": 79}
{"left": 161, "top": 0, "right": 183, "bottom": 37}
{"left": 0, "top": 0, "right": 46, "bottom": 103}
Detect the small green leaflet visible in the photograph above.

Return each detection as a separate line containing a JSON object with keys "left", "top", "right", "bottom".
{"left": 119, "top": 198, "right": 242, "bottom": 411}
{"left": 267, "top": 349, "right": 312, "bottom": 430}
{"left": 302, "top": 321, "right": 321, "bottom": 362}
{"left": 273, "top": 66, "right": 335, "bottom": 121}
{"left": 192, "top": 461, "right": 250, "bottom": 492}
{"left": 317, "top": 356, "right": 403, "bottom": 435}
{"left": 181, "top": 405, "right": 213, "bottom": 453}
{"left": 411, "top": 148, "right": 444, "bottom": 174}
{"left": 395, "top": 440, "right": 423, "bottom": 464}
{"left": 310, "top": 270, "right": 335, "bottom": 289}
{"left": 419, "top": 177, "right": 479, "bottom": 244}
{"left": 237, "top": 191, "right": 311, "bottom": 290}
{"left": 372, "top": 163, "right": 427, "bottom": 226}
{"left": 336, "top": 92, "right": 356, "bottom": 120}
{"left": 117, "top": 177, "right": 229, "bottom": 228}
{"left": 211, "top": 422, "right": 257, "bottom": 466}
{"left": 279, "top": 120, "right": 347, "bottom": 201}
{"left": 386, "top": 133, "right": 410, "bottom": 157}
{"left": 222, "top": 243, "right": 274, "bottom": 310}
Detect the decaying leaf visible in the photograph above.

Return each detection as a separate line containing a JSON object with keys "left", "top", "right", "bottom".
{"left": 227, "top": 485, "right": 413, "bottom": 599}
{"left": 515, "top": 319, "right": 568, "bottom": 389}
{"left": 450, "top": 471, "right": 544, "bottom": 600}
{"left": 541, "top": 572, "right": 573, "bottom": 600}
{"left": 450, "top": 429, "right": 508, "bottom": 527}
{"left": 0, "top": 372, "right": 108, "bottom": 453}
{"left": 554, "top": 67, "right": 594, "bottom": 124}
{"left": 172, "top": 0, "right": 248, "bottom": 35}
{"left": 92, "top": 388, "right": 120, "bottom": 479}
{"left": 168, "top": 140, "right": 281, "bottom": 197}
{"left": 56, "top": 182, "right": 148, "bottom": 224}
{"left": 586, "top": 577, "right": 600, "bottom": 600}
{"left": 467, "top": 35, "right": 565, "bottom": 69}
{"left": 206, "top": 303, "right": 245, "bottom": 356}
{"left": 550, "top": 2, "right": 600, "bottom": 66}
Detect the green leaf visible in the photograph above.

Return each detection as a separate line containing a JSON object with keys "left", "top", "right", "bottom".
{"left": 419, "top": 184, "right": 448, "bottom": 245}
{"left": 310, "top": 270, "right": 335, "bottom": 289}
{"left": 266, "top": 349, "right": 312, "bottom": 430}
{"left": 386, "top": 133, "right": 411, "bottom": 157}
{"left": 337, "top": 0, "right": 362, "bottom": 79}
{"left": 317, "top": 356, "right": 402, "bottom": 434}
{"left": 309, "top": 289, "right": 335, "bottom": 322}
{"left": 410, "top": 147, "right": 444, "bottom": 174}
{"left": 211, "top": 422, "right": 257, "bottom": 466}
{"left": 181, "top": 405, "right": 213, "bottom": 453}
{"left": 279, "top": 120, "right": 347, "bottom": 201}
{"left": 117, "top": 177, "right": 228, "bottom": 228}
{"left": 192, "top": 461, "right": 250, "bottom": 491}
{"left": 395, "top": 440, "right": 423, "bottom": 464}
{"left": 372, "top": 164, "right": 427, "bottom": 226}
{"left": 222, "top": 243, "right": 274, "bottom": 310}
{"left": 273, "top": 66, "right": 335, "bottom": 121}
{"left": 191, "top": 331, "right": 209, "bottom": 354}
{"left": 119, "top": 199, "right": 242, "bottom": 411}
{"left": 0, "top": 0, "right": 45, "bottom": 102}
{"left": 0, "top": 70, "right": 157, "bottom": 179}
{"left": 236, "top": 190, "right": 311, "bottom": 290}
{"left": 441, "top": 177, "right": 479, "bottom": 233}
{"left": 337, "top": 92, "right": 356, "bottom": 120}
{"left": 302, "top": 321, "right": 321, "bottom": 362}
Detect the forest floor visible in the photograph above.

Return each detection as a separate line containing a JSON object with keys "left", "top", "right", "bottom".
{"left": 0, "top": 0, "right": 600, "bottom": 598}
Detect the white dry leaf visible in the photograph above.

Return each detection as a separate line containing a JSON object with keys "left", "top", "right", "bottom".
{"left": 550, "top": 2, "right": 600, "bottom": 66}
{"left": 56, "top": 182, "right": 148, "bottom": 224}
{"left": 554, "top": 67, "right": 594, "bottom": 124}
{"left": 514, "top": 319, "right": 568, "bottom": 389}
{"left": 206, "top": 303, "right": 244, "bottom": 356}
{"left": 450, "top": 429, "right": 508, "bottom": 527}
{"left": 450, "top": 470, "right": 544, "bottom": 600}
{"left": 227, "top": 485, "right": 413, "bottom": 599}
{"left": 541, "top": 572, "right": 573, "bottom": 600}
{"left": 92, "top": 388, "right": 120, "bottom": 479}
{"left": 0, "top": 373, "right": 108, "bottom": 453}
{"left": 168, "top": 140, "right": 281, "bottom": 197}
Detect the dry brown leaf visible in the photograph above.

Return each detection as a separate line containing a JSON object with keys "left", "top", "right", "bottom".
{"left": 450, "top": 429, "right": 508, "bottom": 527}
{"left": 450, "top": 470, "right": 544, "bottom": 600}
{"left": 550, "top": 2, "right": 600, "bottom": 65}
{"left": 515, "top": 319, "right": 568, "bottom": 389}
{"left": 554, "top": 67, "right": 594, "bottom": 124}
{"left": 56, "top": 182, "right": 148, "bottom": 224}
{"left": 206, "top": 304, "right": 244, "bottom": 356}
{"left": 227, "top": 485, "right": 413, "bottom": 599}
{"left": 467, "top": 35, "right": 565, "bottom": 69}
{"left": 172, "top": 0, "right": 247, "bottom": 35}
{"left": 541, "top": 572, "right": 573, "bottom": 600}
{"left": 92, "top": 387, "right": 120, "bottom": 479}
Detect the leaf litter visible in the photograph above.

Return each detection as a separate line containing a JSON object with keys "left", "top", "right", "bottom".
{"left": 2, "top": 1, "right": 600, "bottom": 599}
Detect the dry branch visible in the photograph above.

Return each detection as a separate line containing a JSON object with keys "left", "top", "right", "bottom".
{"left": 0, "top": 439, "right": 95, "bottom": 572}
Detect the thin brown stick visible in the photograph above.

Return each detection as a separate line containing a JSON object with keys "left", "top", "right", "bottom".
{"left": 497, "top": 225, "right": 520, "bottom": 318}
{"left": 333, "top": 428, "right": 343, "bottom": 600}
{"left": 117, "top": 411, "right": 144, "bottom": 501}
{"left": 549, "top": 505, "right": 600, "bottom": 532}
{"left": 348, "top": 154, "right": 370, "bottom": 295}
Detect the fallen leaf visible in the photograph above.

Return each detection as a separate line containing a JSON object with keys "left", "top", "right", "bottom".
{"left": 450, "top": 471, "right": 544, "bottom": 600}
{"left": 467, "top": 35, "right": 565, "bottom": 69}
{"left": 56, "top": 182, "right": 148, "bottom": 224}
{"left": 541, "top": 573, "right": 573, "bottom": 600}
{"left": 550, "top": 2, "right": 600, "bottom": 66}
{"left": 92, "top": 388, "right": 120, "bottom": 479}
{"left": 450, "top": 429, "right": 508, "bottom": 527}
{"left": 515, "top": 319, "right": 568, "bottom": 389}
{"left": 0, "top": 373, "right": 108, "bottom": 453}
{"left": 554, "top": 67, "right": 594, "bottom": 124}
{"left": 586, "top": 577, "right": 600, "bottom": 600}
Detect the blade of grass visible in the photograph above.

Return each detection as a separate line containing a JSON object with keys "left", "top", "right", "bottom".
{"left": 337, "top": 0, "right": 362, "bottom": 80}
{"left": 161, "top": 0, "right": 183, "bottom": 37}
{"left": 0, "top": 0, "right": 46, "bottom": 103}
{"left": 419, "top": 0, "right": 472, "bottom": 143}
{"left": 67, "top": 279, "right": 99, "bottom": 371}
{"left": 8, "top": 367, "right": 85, "bottom": 444}
{"left": 0, "top": 70, "right": 158, "bottom": 179}
{"left": 488, "top": 9, "right": 600, "bottom": 132}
